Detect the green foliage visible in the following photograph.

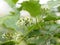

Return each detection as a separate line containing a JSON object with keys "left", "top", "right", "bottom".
{"left": 1, "top": 41, "right": 15, "bottom": 45}
{"left": 3, "top": 15, "right": 19, "bottom": 30}
{"left": 21, "top": 0, "right": 41, "bottom": 17}
{"left": 0, "top": 0, "right": 60, "bottom": 45}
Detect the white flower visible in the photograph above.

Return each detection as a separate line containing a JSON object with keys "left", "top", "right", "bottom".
{"left": 20, "top": 10, "right": 31, "bottom": 18}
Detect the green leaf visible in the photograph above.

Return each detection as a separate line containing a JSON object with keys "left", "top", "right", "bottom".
{"left": 3, "top": 15, "right": 19, "bottom": 31}
{"left": 27, "top": 30, "right": 40, "bottom": 38}
{"left": 44, "top": 15, "right": 57, "bottom": 21}
{"left": 21, "top": 1, "right": 41, "bottom": 17}
{"left": 26, "top": 34, "right": 50, "bottom": 45}
{"left": 5, "top": 0, "right": 18, "bottom": 7}
{"left": 44, "top": 11, "right": 59, "bottom": 21}
{"left": 1, "top": 41, "right": 15, "bottom": 45}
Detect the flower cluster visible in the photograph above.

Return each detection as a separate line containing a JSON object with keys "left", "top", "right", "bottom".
{"left": 16, "top": 17, "right": 37, "bottom": 27}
